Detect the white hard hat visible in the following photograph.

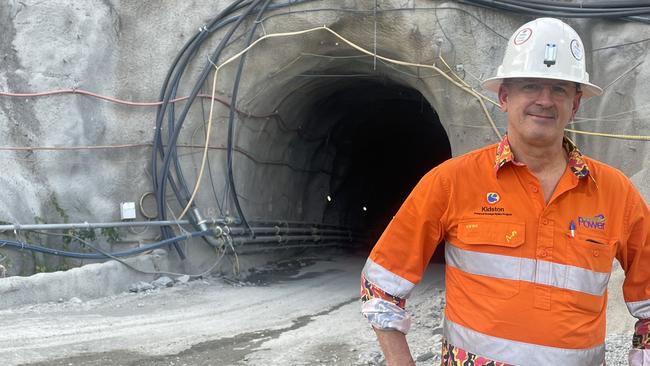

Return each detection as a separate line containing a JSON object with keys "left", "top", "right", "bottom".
{"left": 482, "top": 18, "right": 602, "bottom": 98}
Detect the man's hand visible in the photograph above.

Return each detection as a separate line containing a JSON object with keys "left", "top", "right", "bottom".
{"left": 373, "top": 327, "right": 416, "bottom": 366}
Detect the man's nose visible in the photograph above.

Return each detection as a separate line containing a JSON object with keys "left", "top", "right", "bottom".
{"left": 535, "top": 86, "right": 555, "bottom": 107}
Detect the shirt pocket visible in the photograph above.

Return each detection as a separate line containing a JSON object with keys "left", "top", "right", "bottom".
{"left": 565, "top": 235, "right": 615, "bottom": 313}
{"left": 449, "top": 219, "right": 526, "bottom": 299}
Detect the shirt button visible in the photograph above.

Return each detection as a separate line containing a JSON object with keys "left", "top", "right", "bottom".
{"left": 539, "top": 250, "right": 547, "bottom": 257}
{"left": 542, "top": 219, "right": 549, "bottom": 225}
{"left": 531, "top": 186, "right": 539, "bottom": 193}
{"left": 593, "top": 250, "right": 600, "bottom": 257}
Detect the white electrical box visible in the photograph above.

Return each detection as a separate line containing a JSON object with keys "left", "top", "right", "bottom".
{"left": 120, "top": 202, "right": 137, "bottom": 220}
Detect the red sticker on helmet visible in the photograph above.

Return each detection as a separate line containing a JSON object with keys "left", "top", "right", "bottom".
{"left": 514, "top": 28, "right": 533, "bottom": 45}
{"left": 570, "top": 39, "right": 583, "bottom": 61}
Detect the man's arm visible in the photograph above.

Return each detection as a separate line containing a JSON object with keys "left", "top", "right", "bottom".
{"left": 374, "top": 328, "right": 415, "bottom": 366}
{"left": 620, "top": 189, "right": 650, "bottom": 365}
{"left": 361, "top": 168, "right": 450, "bottom": 364}
{"left": 629, "top": 318, "right": 650, "bottom": 365}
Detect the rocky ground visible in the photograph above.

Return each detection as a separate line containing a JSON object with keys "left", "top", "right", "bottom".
{"left": 0, "top": 250, "right": 634, "bottom": 365}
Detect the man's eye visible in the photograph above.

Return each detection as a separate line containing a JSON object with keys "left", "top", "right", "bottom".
{"left": 522, "top": 84, "right": 540, "bottom": 91}
{"left": 552, "top": 86, "right": 568, "bottom": 94}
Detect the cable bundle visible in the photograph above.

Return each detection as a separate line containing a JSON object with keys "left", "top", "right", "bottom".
{"left": 151, "top": 1, "right": 318, "bottom": 257}
{"left": 459, "top": 0, "right": 650, "bottom": 23}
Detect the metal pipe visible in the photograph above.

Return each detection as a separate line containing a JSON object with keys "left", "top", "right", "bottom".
{"left": 232, "top": 242, "right": 345, "bottom": 254}
{"left": 0, "top": 220, "right": 353, "bottom": 233}
{"left": 231, "top": 235, "right": 359, "bottom": 246}
{"left": 0, "top": 219, "right": 227, "bottom": 232}
{"left": 227, "top": 227, "right": 353, "bottom": 236}
{"left": 248, "top": 220, "right": 348, "bottom": 228}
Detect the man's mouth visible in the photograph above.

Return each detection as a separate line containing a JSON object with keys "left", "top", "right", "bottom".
{"left": 526, "top": 111, "right": 556, "bottom": 119}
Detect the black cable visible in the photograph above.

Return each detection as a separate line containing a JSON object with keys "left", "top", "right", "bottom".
{"left": 153, "top": 0, "right": 295, "bottom": 207}
{"left": 155, "top": 1, "right": 258, "bottom": 239}
{"left": 0, "top": 231, "right": 214, "bottom": 260}
{"left": 0, "top": 231, "right": 364, "bottom": 259}
{"left": 490, "top": 0, "right": 650, "bottom": 13}
{"left": 0, "top": 221, "right": 364, "bottom": 259}
{"left": 154, "top": 0, "right": 321, "bottom": 215}
{"left": 624, "top": 16, "right": 650, "bottom": 25}
{"left": 154, "top": 28, "right": 215, "bottom": 258}
{"left": 515, "top": 0, "right": 650, "bottom": 9}
{"left": 458, "top": 0, "right": 650, "bottom": 18}
{"left": 152, "top": 0, "right": 323, "bottom": 247}
{"left": 169, "top": 83, "right": 193, "bottom": 206}
{"left": 226, "top": 0, "right": 273, "bottom": 238}
{"left": 153, "top": 29, "right": 209, "bottom": 203}
{"left": 152, "top": 30, "right": 211, "bottom": 258}
{"left": 153, "top": 0, "right": 251, "bottom": 256}
{"left": 157, "top": 0, "right": 303, "bottom": 239}
{"left": 156, "top": 0, "right": 255, "bottom": 218}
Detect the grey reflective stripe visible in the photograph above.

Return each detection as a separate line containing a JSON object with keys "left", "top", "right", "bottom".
{"left": 445, "top": 243, "right": 610, "bottom": 296}
{"left": 362, "top": 258, "right": 415, "bottom": 298}
{"left": 627, "top": 298, "right": 650, "bottom": 319}
{"left": 444, "top": 318, "right": 605, "bottom": 366}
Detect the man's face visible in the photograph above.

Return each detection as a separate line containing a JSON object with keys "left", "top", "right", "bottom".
{"left": 498, "top": 78, "right": 582, "bottom": 148}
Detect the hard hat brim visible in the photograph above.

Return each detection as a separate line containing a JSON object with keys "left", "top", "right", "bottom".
{"left": 482, "top": 76, "right": 603, "bottom": 99}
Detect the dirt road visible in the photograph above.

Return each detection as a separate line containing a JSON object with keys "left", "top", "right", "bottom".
{"left": 0, "top": 252, "right": 441, "bottom": 366}
{"left": 0, "top": 251, "right": 633, "bottom": 365}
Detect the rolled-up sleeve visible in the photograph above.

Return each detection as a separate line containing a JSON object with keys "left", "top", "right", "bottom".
{"left": 620, "top": 189, "right": 650, "bottom": 364}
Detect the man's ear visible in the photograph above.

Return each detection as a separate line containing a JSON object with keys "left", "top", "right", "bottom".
{"left": 571, "top": 90, "right": 582, "bottom": 119}
{"left": 498, "top": 84, "right": 509, "bottom": 112}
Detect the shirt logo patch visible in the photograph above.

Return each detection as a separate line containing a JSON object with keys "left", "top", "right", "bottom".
{"left": 486, "top": 192, "right": 500, "bottom": 205}
{"left": 577, "top": 214, "right": 605, "bottom": 230}
{"left": 506, "top": 230, "right": 518, "bottom": 243}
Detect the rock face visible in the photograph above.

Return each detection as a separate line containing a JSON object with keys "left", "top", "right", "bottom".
{"left": 0, "top": 1, "right": 648, "bottom": 274}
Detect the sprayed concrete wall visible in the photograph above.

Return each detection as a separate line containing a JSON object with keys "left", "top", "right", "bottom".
{"left": 0, "top": 0, "right": 648, "bottom": 277}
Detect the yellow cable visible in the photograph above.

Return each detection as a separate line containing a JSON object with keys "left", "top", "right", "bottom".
{"left": 436, "top": 51, "right": 650, "bottom": 142}
{"left": 437, "top": 55, "right": 502, "bottom": 137}
{"left": 565, "top": 128, "right": 650, "bottom": 141}
{"left": 437, "top": 55, "right": 650, "bottom": 142}
{"left": 179, "top": 27, "right": 334, "bottom": 220}
{"left": 177, "top": 54, "right": 221, "bottom": 220}
{"left": 316, "top": 27, "right": 502, "bottom": 139}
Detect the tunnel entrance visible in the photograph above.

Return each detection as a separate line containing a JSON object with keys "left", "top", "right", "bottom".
{"left": 296, "top": 78, "right": 452, "bottom": 252}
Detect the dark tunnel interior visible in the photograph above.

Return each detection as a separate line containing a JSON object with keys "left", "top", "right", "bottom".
{"left": 305, "top": 79, "right": 452, "bottom": 255}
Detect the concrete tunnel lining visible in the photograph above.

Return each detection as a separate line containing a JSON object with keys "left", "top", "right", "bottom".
{"left": 234, "top": 72, "right": 452, "bottom": 248}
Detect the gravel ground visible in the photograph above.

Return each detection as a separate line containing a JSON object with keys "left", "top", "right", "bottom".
{"left": 0, "top": 252, "right": 636, "bottom": 365}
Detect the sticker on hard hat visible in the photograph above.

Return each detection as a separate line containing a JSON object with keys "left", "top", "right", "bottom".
{"left": 570, "top": 39, "right": 583, "bottom": 61}
{"left": 514, "top": 28, "right": 532, "bottom": 45}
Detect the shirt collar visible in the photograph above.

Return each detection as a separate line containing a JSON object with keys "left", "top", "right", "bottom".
{"left": 494, "top": 134, "right": 590, "bottom": 178}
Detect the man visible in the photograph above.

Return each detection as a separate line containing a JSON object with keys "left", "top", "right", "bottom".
{"left": 361, "top": 18, "right": 650, "bottom": 365}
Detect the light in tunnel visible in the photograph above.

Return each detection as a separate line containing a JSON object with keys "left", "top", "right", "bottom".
{"left": 318, "top": 83, "right": 451, "bottom": 237}
{"left": 281, "top": 78, "right": 451, "bottom": 254}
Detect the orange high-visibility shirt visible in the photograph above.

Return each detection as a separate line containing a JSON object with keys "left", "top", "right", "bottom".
{"left": 363, "top": 137, "right": 650, "bottom": 365}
